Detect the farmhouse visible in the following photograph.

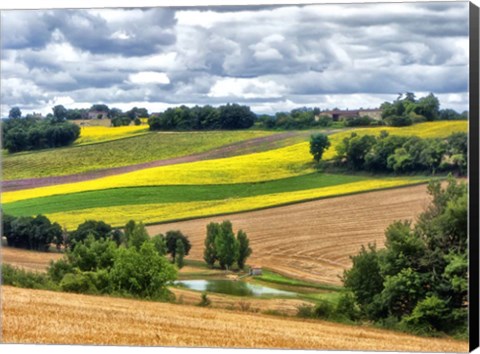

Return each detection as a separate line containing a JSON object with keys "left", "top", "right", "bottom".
{"left": 249, "top": 266, "right": 263, "bottom": 276}
{"left": 317, "top": 108, "right": 383, "bottom": 121}
{"left": 88, "top": 110, "right": 109, "bottom": 119}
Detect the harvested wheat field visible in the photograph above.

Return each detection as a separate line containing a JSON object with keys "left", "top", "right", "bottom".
{"left": 170, "top": 287, "right": 310, "bottom": 316}
{"left": 149, "top": 184, "right": 432, "bottom": 285}
{"left": 1, "top": 247, "right": 63, "bottom": 272}
{"left": 1, "top": 286, "right": 468, "bottom": 351}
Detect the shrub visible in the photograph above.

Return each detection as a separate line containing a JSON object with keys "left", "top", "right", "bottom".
{"left": 314, "top": 301, "right": 335, "bottom": 319}
{"left": 48, "top": 258, "right": 74, "bottom": 283}
{"left": 296, "top": 304, "right": 315, "bottom": 318}
{"left": 385, "top": 115, "right": 412, "bottom": 127}
{"left": 60, "top": 272, "right": 96, "bottom": 294}
{"left": 198, "top": 292, "right": 211, "bottom": 307}
{"left": 1, "top": 264, "right": 56, "bottom": 290}
{"left": 401, "top": 296, "right": 451, "bottom": 334}
{"left": 336, "top": 292, "right": 361, "bottom": 321}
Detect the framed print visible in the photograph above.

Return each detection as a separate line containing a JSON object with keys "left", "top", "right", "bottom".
{"left": 1, "top": 1, "right": 479, "bottom": 353}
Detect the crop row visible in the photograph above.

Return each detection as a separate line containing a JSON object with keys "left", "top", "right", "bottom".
{"left": 42, "top": 178, "right": 427, "bottom": 229}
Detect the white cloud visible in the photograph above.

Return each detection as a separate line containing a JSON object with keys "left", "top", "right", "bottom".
{"left": 208, "top": 77, "right": 287, "bottom": 99}
{"left": 128, "top": 72, "right": 170, "bottom": 85}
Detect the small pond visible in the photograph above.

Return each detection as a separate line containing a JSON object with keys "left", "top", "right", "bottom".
{"left": 174, "top": 279, "right": 295, "bottom": 297}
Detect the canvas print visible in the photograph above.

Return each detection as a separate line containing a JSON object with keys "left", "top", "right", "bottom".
{"left": 0, "top": 1, "right": 476, "bottom": 352}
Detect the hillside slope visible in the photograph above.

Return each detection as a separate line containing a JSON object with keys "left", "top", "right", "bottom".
{"left": 148, "top": 183, "right": 432, "bottom": 285}
{"left": 1, "top": 286, "right": 467, "bottom": 351}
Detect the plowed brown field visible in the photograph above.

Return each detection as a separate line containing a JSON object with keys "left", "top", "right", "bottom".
{"left": 148, "top": 184, "right": 432, "bottom": 285}
{"left": 1, "top": 286, "right": 468, "bottom": 351}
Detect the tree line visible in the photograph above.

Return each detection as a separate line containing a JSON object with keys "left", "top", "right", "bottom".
{"left": 2, "top": 115, "right": 80, "bottom": 153}
{"left": 342, "top": 178, "right": 467, "bottom": 336}
{"left": 148, "top": 103, "right": 256, "bottom": 131}
{"left": 2, "top": 215, "right": 253, "bottom": 299}
{"left": 380, "top": 92, "right": 467, "bottom": 127}
{"left": 335, "top": 131, "right": 467, "bottom": 175}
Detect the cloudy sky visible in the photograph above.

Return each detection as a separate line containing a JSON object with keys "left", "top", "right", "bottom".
{"left": 0, "top": 1, "right": 470, "bottom": 117}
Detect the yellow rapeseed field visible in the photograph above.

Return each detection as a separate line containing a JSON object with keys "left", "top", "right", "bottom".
{"left": 2, "top": 121, "right": 466, "bottom": 204}
{"left": 44, "top": 178, "right": 425, "bottom": 228}
{"left": 75, "top": 125, "right": 149, "bottom": 145}
{"left": 3, "top": 142, "right": 314, "bottom": 203}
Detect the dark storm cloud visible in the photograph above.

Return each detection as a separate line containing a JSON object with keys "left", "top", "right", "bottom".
{"left": 0, "top": 2, "right": 470, "bottom": 116}
{"left": 2, "top": 8, "right": 177, "bottom": 55}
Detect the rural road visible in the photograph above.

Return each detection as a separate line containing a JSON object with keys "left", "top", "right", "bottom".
{"left": 2, "top": 129, "right": 343, "bottom": 192}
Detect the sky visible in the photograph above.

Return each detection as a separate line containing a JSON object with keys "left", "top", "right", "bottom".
{"left": 0, "top": 1, "right": 470, "bottom": 117}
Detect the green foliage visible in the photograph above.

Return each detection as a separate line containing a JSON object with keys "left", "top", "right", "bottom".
{"left": 126, "top": 222, "right": 149, "bottom": 251}
{"left": 111, "top": 116, "right": 131, "bottom": 127}
{"left": 214, "top": 221, "right": 239, "bottom": 270}
{"left": 2, "top": 214, "right": 61, "bottom": 251}
{"left": 148, "top": 103, "right": 254, "bottom": 131}
{"left": 337, "top": 132, "right": 465, "bottom": 175}
{"left": 401, "top": 296, "right": 454, "bottom": 334}
{"left": 175, "top": 238, "right": 185, "bottom": 269}
{"left": 1, "top": 114, "right": 80, "bottom": 153}
{"left": 344, "top": 115, "right": 375, "bottom": 127}
{"left": 9, "top": 107, "right": 22, "bottom": 118}
{"left": 236, "top": 230, "right": 252, "bottom": 270}
{"left": 385, "top": 115, "right": 412, "bottom": 127}
{"left": 60, "top": 272, "right": 96, "bottom": 294}
{"left": 335, "top": 292, "right": 361, "bottom": 321}
{"left": 151, "top": 234, "right": 167, "bottom": 256}
{"left": 313, "top": 301, "right": 335, "bottom": 319}
{"left": 204, "top": 222, "right": 220, "bottom": 268}
{"left": 69, "top": 220, "right": 112, "bottom": 248}
{"left": 198, "top": 292, "right": 211, "bottom": 307}
{"left": 343, "top": 177, "right": 468, "bottom": 336}
{"left": 203, "top": 220, "right": 252, "bottom": 270}
{"left": 66, "top": 234, "right": 117, "bottom": 272}
{"left": 48, "top": 258, "right": 74, "bottom": 283}
{"left": 343, "top": 243, "right": 384, "bottom": 310}
{"left": 309, "top": 134, "right": 331, "bottom": 162}
{"left": 109, "top": 241, "right": 177, "bottom": 299}
{"left": 165, "top": 230, "right": 191, "bottom": 262}
{"left": 380, "top": 92, "right": 444, "bottom": 126}
{"left": 1, "top": 264, "right": 57, "bottom": 290}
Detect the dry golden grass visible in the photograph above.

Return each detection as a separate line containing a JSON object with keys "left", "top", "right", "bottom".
{"left": 1, "top": 247, "right": 63, "bottom": 272}
{"left": 1, "top": 286, "right": 467, "bottom": 351}
{"left": 148, "top": 184, "right": 433, "bottom": 285}
{"left": 170, "top": 287, "right": 310, "bottom": 316}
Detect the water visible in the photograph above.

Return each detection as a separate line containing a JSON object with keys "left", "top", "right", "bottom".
{"left": 174, "top": 279, "right": 295, "bottom": 297}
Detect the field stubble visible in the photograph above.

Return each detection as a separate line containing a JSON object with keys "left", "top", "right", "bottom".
{"left": 1, "top": 286, "right": 468, "bottom": 351}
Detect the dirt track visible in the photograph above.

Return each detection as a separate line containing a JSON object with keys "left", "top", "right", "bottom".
{"left": 2, "top": 131, "right": 304, "bottom": 192}
{"left": 147, "top": 183, "right": 432, "bottom": 285}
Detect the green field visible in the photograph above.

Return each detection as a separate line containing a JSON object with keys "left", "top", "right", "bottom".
{"left": 3, "top": 173, "right": 370, "bottom": 216}
{"left": 2, "top": 130, "right": 275, "bottom": 180}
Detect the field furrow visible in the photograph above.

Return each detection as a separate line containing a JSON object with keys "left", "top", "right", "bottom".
{"left": 147, "top": 184, "right": 433, "bottom": 285}
{"left": 1, "top": 286, "right": 468, "bottom": 351}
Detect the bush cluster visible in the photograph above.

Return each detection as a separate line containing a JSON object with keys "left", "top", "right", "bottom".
{"left": 342, "top": 178, "right": 468, "bottom": 336}
{"left": 2, "top": 214, "right": 62, "bottom": 251}
{"left": 380, "top": 92, "right": 467, "bottom": 127}
{"left": 2, "top": 117, "right": 80, "bottom": 153}
{"left": 203, "top": 220, "right": 252, "bottom": 270}
{"left": 148, "top": 103, "right": 255, "bottom": 131}
{"left": 336, "top": 131, "right": 467, "bottom": 175}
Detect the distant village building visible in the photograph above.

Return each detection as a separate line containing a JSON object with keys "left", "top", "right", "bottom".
{"left": 88, "top": 110, "right": 108, "bottom": 119}
{"left": 249, "top": 266, "right": 263, "bottom": 276}
{"left": 317, "top": 108, "right": 383, "bottom": 121}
